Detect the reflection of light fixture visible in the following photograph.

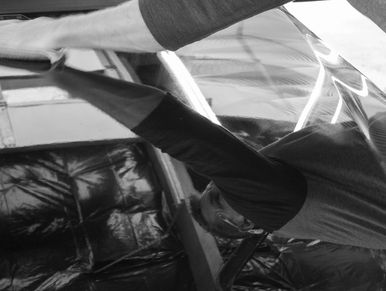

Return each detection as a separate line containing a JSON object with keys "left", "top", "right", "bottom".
{"left": 294, "top": 62, "right": 325, "bottom": 131}
{"left": 331, "top": 97, "right": 343, "bottom": 124}
{"left": 306, "top": 34, "right": 340, "bottom": 65}
{"left": 332, "top": 75, "right": 368, "bottom": 97}
{"left": 315, "top": 49, "right": 339, "bottom": 65}
{"left": 295, "top": 34, "right": 369, "bottom": 130}
{"left": 157, "top": 51, "right": 220, "bottom": 125}
{"left": 294, "top": 36, "right": 330, "bottom": 131}
{"left": 294, "top": 34, "right": 340, "bottom": 131}
{"left": 331, "top": 75, "right": 368, "bottom": 124}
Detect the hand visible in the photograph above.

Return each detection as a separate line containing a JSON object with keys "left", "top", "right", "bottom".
{"left": 0, "top": 17, "right": 59, "bottom": 51}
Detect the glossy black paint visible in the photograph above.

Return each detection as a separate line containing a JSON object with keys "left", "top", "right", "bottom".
{"left": 0, "top": 142, "right": 194, "bottom": 290}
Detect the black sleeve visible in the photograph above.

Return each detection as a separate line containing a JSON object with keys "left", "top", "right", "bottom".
{"left": 133, "top": 94, "right": 307, "bottom": 231}
{"left": 47, "top": 67, "right": 306, "bottom": 231}
{"left": 139, "top": 0, "right": 292, "bottom": 50}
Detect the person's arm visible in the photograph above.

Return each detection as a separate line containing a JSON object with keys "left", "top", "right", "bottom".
{"left": 2, "top": 0, "right": 386, "bottom": 53}
{"left": 0, "top": 0, "right": 293, "bottom": 53}
{"left": 47, "top": 67, "right": 307, "bottom": 231}
{"left": 132, "top": 91, "right": 307, "bottom": 231}
{"left": 54, "top": 0, "right": 386, "bottom": 51}
{"left": 0, "top": 0, "right": 163, "bottom": 53}
{"left": 139, "top": 0, "right": 292, "bottom": 50}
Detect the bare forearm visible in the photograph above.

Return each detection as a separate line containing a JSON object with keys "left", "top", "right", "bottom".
{"left": 0, "top": 0, "right": 163, "bottom": 53}
{"left": 54, "top": 0, "right": 163, "bottom": 52}
{"left": 53, "top": 0, "right": 163, "bottom": 52}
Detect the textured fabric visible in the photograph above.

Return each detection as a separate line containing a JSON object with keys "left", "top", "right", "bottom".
{"left": 139, "top": 0, "right": 292, "bottom": 50}
{"left": 133, "top": 94, "right": 307, "bottom": 231}
{"left": 263, "top": 122, "right": 386, "bottom": 249}
{"left": 120, "top": 0, "right": 164, "bottom": 51}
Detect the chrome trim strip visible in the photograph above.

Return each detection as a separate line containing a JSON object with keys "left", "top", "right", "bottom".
{"left": 0, "top": 87, "right": 16, "bottom": 148}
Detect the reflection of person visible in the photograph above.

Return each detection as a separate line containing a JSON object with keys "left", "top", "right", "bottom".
{"left": 2, "top": 0, "right": 386, "bottom": 249}
{"left": 44, "top": 66, "right": 386, "bottom": 249}
{"left": 0, "top": 0, "right": 385, "bottom": 54}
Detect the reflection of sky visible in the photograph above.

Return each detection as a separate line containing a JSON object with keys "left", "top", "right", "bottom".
{"left": 286, "top": 0, "right": 386, "bottom": 92}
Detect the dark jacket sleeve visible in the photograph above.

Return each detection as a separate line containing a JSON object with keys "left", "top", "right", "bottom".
{"left": 139, "top": 0, "right": 292, "bottom": 50}
{"left": 47, "top": 67, "right": 306, "bottom": 231}
{"left": 132, "top": 94, "right": 307, "bottom": 231}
